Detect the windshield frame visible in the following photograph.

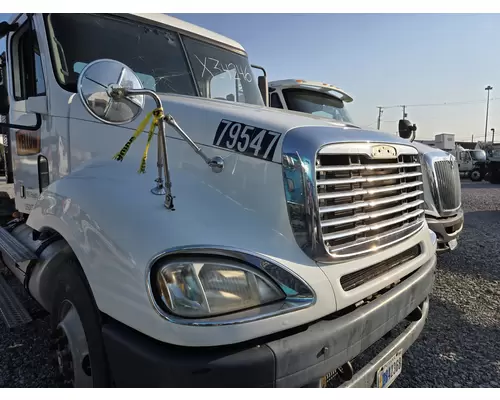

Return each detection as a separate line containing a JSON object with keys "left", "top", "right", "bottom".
{"left": 42, "top": 13, "right": 260, "bottom": 105}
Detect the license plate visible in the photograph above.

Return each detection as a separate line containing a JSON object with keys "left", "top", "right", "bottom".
{"left": 449, "top": 239, "right": 458, "bottom": 251}
{"left": 376, "top": 349, "right": 402, "bottom": 388}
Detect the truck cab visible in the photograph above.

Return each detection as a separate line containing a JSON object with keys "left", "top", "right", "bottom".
{"left": 451, "top": 145, "right": 486, "bottom": 181}
{"left": 0, "top": 14, "right": 436, "bottom": 388}
{"left": 268, "top": 78, "right": 463, "bottom": 253}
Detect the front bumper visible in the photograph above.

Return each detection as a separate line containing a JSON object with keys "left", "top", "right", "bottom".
{"left": 426, "top": 210, "right": 464, "bottom": 253}
{"left": 101, "top": 254, "right": 436, "bottom": 388}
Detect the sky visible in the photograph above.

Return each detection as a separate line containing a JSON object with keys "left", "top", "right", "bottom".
{"left": 2, "top": 13, "right": 500, "bottom": 141}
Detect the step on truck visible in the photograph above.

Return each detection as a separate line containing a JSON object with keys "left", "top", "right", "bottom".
{"left": 268, "top": 79, "right": 463, "bottom": 253}
{"left": 0, "top": 13, "right": 436, "bottom": 388}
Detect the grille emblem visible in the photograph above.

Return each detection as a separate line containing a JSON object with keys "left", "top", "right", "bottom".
{"left": 371, "top": 145, "right": 398, "bottom": 159}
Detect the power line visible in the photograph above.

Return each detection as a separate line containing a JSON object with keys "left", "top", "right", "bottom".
{"left": 378, "top": 97, "right": 500, "bottom": 110}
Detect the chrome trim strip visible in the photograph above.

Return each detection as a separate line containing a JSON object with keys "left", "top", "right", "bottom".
{"left": 145, "top": 245, "right": 316, "bottom": 326}
{"left": 323, "top": 209, "right": 424, "bottom": 241}
{"left": 321, "top": 199, "right": 424, "bottom": 228}
{"left": 317, "top": 171, "right": 422, "bottom": 186}
{"left": 319, "top": 190, "right": 423, "bottom": 214}
{"left": 318, "top": 142, "right": 420, "bottom": 156}
{"left": 316, "top": 162, "right": 421, "bottom": 172}
{"left": 328, "top": 220, "right": 425, "bottom": 260}
{"left": 317, "top": 181, "right": 423, "bottom": 200}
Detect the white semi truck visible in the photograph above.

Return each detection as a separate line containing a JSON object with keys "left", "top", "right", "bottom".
{"left": 268, "top": 79, "right": 463, "bottom": 253}
{"left": 452, "top": 145, "right": 486, "bottom": 181}
{"left": 0, "top": 14, "right": 436, "bottom": 388}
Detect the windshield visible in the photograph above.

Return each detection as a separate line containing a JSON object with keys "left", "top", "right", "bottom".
{"left": 488, "top": 149, "right": 500, "bottom": 158}
{"left": 469, "top": 150, "right": 486, "bottom": 161}
{"left": 43, "top": 13, "right": 264, "bottom": 106}
{"left": 282, "top": 88, "right": 353, "bottom": 123}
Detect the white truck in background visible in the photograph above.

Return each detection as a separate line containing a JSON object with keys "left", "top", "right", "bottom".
{"left": 268, "top": 79, "right": 463, "bottom": 253}
{"left": 451, "top": 145, "right": 487, "bottom": 181}
{"left": 433, "top": 133, "right": 486, "bottom": 181}
{"left": 0, "top": 13, "right": 436, "bottom": 388}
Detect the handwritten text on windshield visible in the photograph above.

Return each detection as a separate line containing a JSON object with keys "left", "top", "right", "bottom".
{"left": 194, "top": 55, "right": 253, "bottom": 83}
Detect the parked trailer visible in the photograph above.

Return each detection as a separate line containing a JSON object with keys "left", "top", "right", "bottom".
{"left": 268, "top": 78, "right": 463, "bottom": 253}
{"left": 0, "top": 14, "right": 436, "bottom": 388}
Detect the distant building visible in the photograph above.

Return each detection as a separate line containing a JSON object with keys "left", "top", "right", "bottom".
{"left": 415, "top": 133, "right": 477, "bottom": 151}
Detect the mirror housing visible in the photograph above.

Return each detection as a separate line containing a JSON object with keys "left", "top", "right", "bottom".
{"left": 251, "top": 64, "right": 269, "bottom": 107}
{"left": 398, "top": 119, "right": 417, "bottom": 141}
{"left": 0, "top": 22, "right": 18, "bottom": 40}
{"left": 77, "top": 59, "right": 145, "bottom": 125}
{"left": 26, "top": 96, "right": 48, "bottom": 115}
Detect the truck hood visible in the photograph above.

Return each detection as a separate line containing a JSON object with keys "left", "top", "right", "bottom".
{"left": 151, "top": 94, "right": 421, "bottom": 163}
{"left": 411, "top": 140, "right": 451, "bottom": 157}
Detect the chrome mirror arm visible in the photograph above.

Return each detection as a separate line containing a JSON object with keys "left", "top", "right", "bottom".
{"left": 111, "top": 87, "right": 225, "bottom": 211}
{"left": 163, "top": 114, "right": 224, "bottom": 174}
{"left": 119, "top": 88, "right": 224, "bottom": 174}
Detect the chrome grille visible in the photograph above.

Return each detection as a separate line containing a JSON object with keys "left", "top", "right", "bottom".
{"left": 316, "top": 147, "right": 425, "bottom": 259}
{"left": 433, "top": 159, "right": 461, "bottom": 212}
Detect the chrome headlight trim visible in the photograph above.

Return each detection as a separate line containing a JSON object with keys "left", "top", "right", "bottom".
{"left": 145, "top": 245, "right": 316, "bottom": 326}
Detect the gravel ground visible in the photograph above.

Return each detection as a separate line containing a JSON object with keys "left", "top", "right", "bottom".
{"left": 393, "top": 181, "right": 500, "bottom": 388}
{"left": 0, "top": 180, "right": 499, "bottom": 388}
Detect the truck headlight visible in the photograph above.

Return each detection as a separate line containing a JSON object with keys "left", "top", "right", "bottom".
{"left": 153, "top": 257, "right": 286, "bottom": 318}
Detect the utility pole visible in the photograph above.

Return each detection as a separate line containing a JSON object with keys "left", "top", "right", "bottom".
{"left": 492, "top": 128, "right": 495, "bottom": 145}
{"left": 485, "top": 85, "right": 493, "bottom": 143}
{"left": 402, "top": 105, "right": 407, "bottom": 119}
{"left": 472, "top": 134, "right": 474, "bottom": 143}
{"left": 376, "top": 107, "right": 383, "bottom": 130}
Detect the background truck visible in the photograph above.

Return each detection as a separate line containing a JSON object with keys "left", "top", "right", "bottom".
{"left": 451, "top": 145, "right": 487, "bottom": 181}
{"left": 431, "top": 133, "right": 486, "bottom": 181}
{"left": 268, "top": 79, "right": 463, "bottom": 253}
{"left": 0, "top": 13, "right": 436, "bottom": 388}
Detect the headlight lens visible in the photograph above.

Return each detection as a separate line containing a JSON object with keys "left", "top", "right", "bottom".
{"left": 154, "top": 258, "right": 286, "bottom": 318}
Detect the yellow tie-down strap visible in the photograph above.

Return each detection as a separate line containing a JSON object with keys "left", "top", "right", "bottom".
{"left": 112, "top": 107, "right": 164, "bottom": 174}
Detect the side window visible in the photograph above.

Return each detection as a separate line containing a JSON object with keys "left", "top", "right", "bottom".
{"left": 33, "top": 36, "right": 45, "bottom": 95}
{"left": 208, "top": 68, "right": 244, "bottom": 102}
{"left": 13, "top": 23, "right": 46, "bottom": 100}
{"left": 270, "top": 92, "right": 283, "bottom": 109}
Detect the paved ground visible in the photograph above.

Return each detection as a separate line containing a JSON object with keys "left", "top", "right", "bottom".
{"left": 0, "top": 180, "right": 499, "bottom": 387}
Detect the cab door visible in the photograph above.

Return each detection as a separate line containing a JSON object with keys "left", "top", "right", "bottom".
{"left": 6, "top": 14, "right": 49, "bottom": 214}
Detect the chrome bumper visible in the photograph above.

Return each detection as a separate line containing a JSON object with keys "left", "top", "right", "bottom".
{"left": 426, "top": 209, "right": 464, "bottom": 253}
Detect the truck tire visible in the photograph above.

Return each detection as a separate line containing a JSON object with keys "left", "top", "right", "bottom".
{"left": 50, "top": 257, "right": 111, "bottom": 388}
{"left": 470, "top": 169, "right": 482, "bottom": 182}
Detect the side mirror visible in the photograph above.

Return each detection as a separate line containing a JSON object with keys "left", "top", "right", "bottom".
{"left": 251, "top": 64, "right": 269, "bottom": 107}
{"left": 0, "top": 22, "right": 18, "bottom": 40}
{"left": 0, "top": 85, "right": 9, "bottom": 115}
{"left": 398, "top": 119, "right": 417, "bottom": 141}
{"left": 77, "top": 59, "right": 145, "bottom": 125}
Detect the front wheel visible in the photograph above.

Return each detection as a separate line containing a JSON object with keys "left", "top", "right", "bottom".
{"left": 469, "top": 169, "right": 482, "bottom": 182}
{"left": 50, "top": 257, "right": 111, "bottom": 388}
